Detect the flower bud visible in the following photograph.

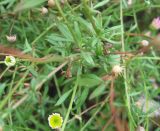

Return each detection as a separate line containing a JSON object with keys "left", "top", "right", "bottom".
{"left": 41, "top": 7, "right": 48, "bottom": 15}
{"left": 151, "top": 17, "right": 160, "bottom": 30}
{"left": 141, "top": 40, "right": 149, "bottom": 46}
{"left": 48, "top": 0, "right": 55, "bottom": 7}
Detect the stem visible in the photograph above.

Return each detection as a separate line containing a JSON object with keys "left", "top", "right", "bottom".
{"left": 80, "top": 104, "right": 103, "bottom": 131}
{"left": 8, "top": 66, "right": 17, "bottom": 128}
{"left": 0, "top": 70, "right": 29, "bottom": 110}
{"left": 0, "top": 61, "right": 4, "bottom": 64}
{"left": 61, "top": 80, "right": 78, "bottom": 131}
{"left": 53, "top": 75, "right": 66, "bottom": 114}
{"left": 35, "top": 61, "right": 68, "bottom": 91}
{"left": 80, "top": 96, "right": 109, "bottom": 131}
{"left": 0, "top": 66, "right": 10, "bottom": 80}
{"left": 120, "top": 1, "right": 136, "bottom": 129}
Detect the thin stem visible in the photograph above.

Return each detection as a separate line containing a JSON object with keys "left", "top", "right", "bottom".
{"left": 0, "top": 70, "right": 29, "bottom": 110}
{"left": 67, "top": 101, "right": 103, "bottom": 123}
{"left": 9, "top": 19, "right": 15, "bottom": 35}
{"left": 0, "top": 66, "right": 10, "bottom": 80}
{"left": 53, "top": 75, "right": 66, "bottom": 113}
{"left": 35, "top": 61, "right": 68, "bottom": 91}
{"left": 141, "top": 71, "right": 149, "bottom": 131}
{"left": 0, "top": 61, "right": 4, "bottom": 64}
{"left": 120, "top": 1, "right": 136, "bottom": 129}
{"left": 80, "top": 96, "right": 109, "bottom": 131}
{"left": 61, "top": 80, "right": 78, "bottom": 131}
{"left": 8, "top": 66, "right": 17, "bottom": 128}
{"left": 80, "top": 104, "right": 103, "bottom": 131}
{"left": 2, "top": 61, "right": 69, "bottom": 119}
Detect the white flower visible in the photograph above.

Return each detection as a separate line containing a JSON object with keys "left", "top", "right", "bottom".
{"left": 141, "top": 40, "right": 149, "bottom": 46}
{"left": 6, "top": 35, "right": 16, "bottom": 42}
{"left": 4, "top": 56, "right": 16, "bottom": 67}
{"left": 112, "top": 65, "right": 124, "bottom": 76}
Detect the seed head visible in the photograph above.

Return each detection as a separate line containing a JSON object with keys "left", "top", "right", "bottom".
{"left": 112, "top": 65, "right": 124, "bottom": 76}
{"left": 6, "top": 35, "right": 16, "bottom": 43}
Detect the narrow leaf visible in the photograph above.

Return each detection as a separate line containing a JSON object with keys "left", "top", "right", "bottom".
{"left": 89, "top": 84, "right": 106, "bottom": 99}
{"left": 55, "top": 89, "right": 72, "bottom": 106}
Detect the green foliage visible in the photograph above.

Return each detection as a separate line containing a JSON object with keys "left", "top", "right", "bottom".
{"left": 0, "top": 0, "right": 160, "bottom": 130}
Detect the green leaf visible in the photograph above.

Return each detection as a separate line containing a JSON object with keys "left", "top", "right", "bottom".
{"left": 57, "top": 23, "right": 73, "bottom": 41}
{"left": 89, "top": 84, "right": 106, "bottom": 100}
{"left": 0, "top": 84, "right": 6, "bottom": 97}
{"left": 108, "top": 54, "right": 121, "bottom": 65}
{"left": 129, "top": 91, "right": 141, "bottom": 97}
{"left": 23, "top": 39, "right": 32, "bottom": 53}
{"left": 46, "top": 33, "right": 72, "bottom": 44}
{"left": 82, "top": 52, "right": 95, "bottom": 66}
{"left": 55, "top": 89, "right": 72, "bottom": 106}
{"left": 14, "top": 0, "right": 46, "bottom": 12}
{"left": 74, "top": 21, "right": 82, "bottom": 42}
{"left": 78, "top": 74, "right": 102, "bottom": 88}
{"left": 76, "top": 88, "right": 89, "bottom": 108}
{"left": 94, "top": 0, "right": 110, "bottom": 9}
{"left": 77, "top": 17, "right": 94, "bottom": 33}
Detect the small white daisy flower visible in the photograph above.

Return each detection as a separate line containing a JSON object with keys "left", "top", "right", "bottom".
{"left": 4, "top": 56, "right": 16, "bottom": 67}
